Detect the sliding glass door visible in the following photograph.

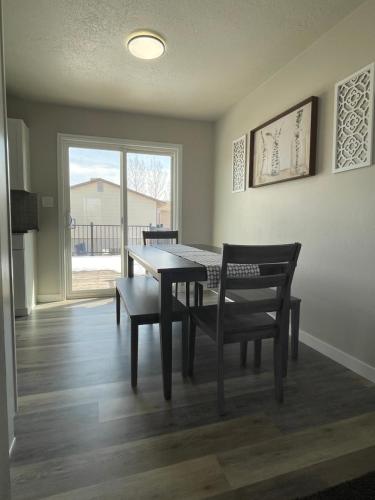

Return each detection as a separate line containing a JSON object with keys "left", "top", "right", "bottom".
{"left": 60, "top": 135, "right": 181, "bottom": 299}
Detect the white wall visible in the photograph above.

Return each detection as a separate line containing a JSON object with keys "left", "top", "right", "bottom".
{"left": 213, "top": 0, "right": 375, "bottom": 372}
{"left": 0, "top": 1, "right": 14, "bottom": 496}
{"left": 7, "top": 98, "right": 214, "bottom": 298}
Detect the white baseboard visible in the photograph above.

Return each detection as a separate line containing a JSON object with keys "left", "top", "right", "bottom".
{"left": 37, "top": 294, "right": 63, "bottom": 303}
{"left": 9, "top": 437, "right": 16, "bottom": 457}
{"left": 299, "top": 329, "right": 375, "bottom": 384}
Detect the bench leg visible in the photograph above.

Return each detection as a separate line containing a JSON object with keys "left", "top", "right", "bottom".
{"left": 116, "top": 288, "right": 121, "bottom": 325}
{"left": 254, "top": 339, "right": 262, "bottom": 370}
{"left": 291, "top": 301, "right": 300, "bottom": 361}
{"left": 181, "top": 315, "right": 188, "bottom": 378}
{"left": 240, "top": 341, "right": 247, "bottom": 367}
{"left": 198, "top": 283, "right": 203, "bottom": 306}
{"left": 131, "top": 320, "right": 138, "bottom": 389}
{"left": 188, "top": 319, "right": 196, "bottom": 377}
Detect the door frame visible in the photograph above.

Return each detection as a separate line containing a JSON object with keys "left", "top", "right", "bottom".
{"left": 57, "top": 133, "right": 182, "bottom": 300}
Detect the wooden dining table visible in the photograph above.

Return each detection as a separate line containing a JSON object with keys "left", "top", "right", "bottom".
{"left": 126, "top": 243, "right": 211, "bottom": 400}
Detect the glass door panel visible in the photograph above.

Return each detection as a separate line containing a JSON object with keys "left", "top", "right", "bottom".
{"left": 67, "top": 147, "right": 123, "bottom": 296}
{"left": 126, "top": 152, "right": 172, "bottom": 275}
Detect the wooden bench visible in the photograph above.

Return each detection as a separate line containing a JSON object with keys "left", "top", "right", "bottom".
{"left": 116, "top": 276, "right": 188, "bottom": 388}
{"left": 226, "top": 288, "right": 301, "bottom": 363}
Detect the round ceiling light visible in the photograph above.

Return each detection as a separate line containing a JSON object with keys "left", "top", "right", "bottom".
{"left": 127, "top": 31, "right": 165, "bottom": 60}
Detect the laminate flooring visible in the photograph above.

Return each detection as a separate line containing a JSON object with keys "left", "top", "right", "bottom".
{"left": 10, "top": 294, "right": 375, "bottom": 499}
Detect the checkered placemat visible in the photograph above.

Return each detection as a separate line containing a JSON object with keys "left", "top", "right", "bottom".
{"left": 155, "top": 244, "right": 260, "bottom": 288}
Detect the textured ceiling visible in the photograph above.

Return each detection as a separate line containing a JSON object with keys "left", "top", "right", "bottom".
{"left": 4, "top": 0, "right": 365, "bottom": 120}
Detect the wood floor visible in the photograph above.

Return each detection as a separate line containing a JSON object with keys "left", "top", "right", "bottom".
{"left": 11, "top": 294, "right": 375, "bottom": 499}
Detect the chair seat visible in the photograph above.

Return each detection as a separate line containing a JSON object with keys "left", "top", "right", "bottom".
{"left": 190, "top": 304, "right": 277, "bottom": 343}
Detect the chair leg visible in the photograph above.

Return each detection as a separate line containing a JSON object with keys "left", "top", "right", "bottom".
{"left": 185, "top": 282, "right": 190, "bottom": 308}
{"left": 291, "top": 301, "right": 300, "bottom": 361}
{"left": 131, "top": 320, "right": 138, "bottom": 389}
{"left": 188, "top": 320, "right": 196, "bottom": 377}
{"left": 282, "top": 318, "right": 289, "bottom": 378}
{"left": 217, "top": 343, "right": 225, "bottom": 415}
{"left": 240, "top": 341, "right": 247, "bottom": 367}
{"left": 274, "top": 335, "right": 284, "bottom": 404}
{"left": 116, "top": 288, "right": 121, "bottom": 325}
{"left": 181, "top": 315, "right": 188, "bottom": 378}
{"left": 175, "top": 282, "right": 179, "bottom": 298}
{"left": 254, "top": 339, "right": 262, "bottom": 370}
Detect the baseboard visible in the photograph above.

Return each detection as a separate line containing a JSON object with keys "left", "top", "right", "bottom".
{"left": 37, "top": 294, "right": 63, "bottom": 303}
{"left": 9, "top": 437, "right": 16, "bottom": 457}
{"left": 15, "top": 307, "right": 30, "bottom": 317}
{"left": 299, "top": 329, "right": 375, "bottom": 384}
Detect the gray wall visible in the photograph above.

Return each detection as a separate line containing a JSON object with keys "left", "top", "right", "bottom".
{"left": 212, "top": 0, "right": 375, "bottom": 370}
{"left": 0, "top": 1, "right": 14, "bottom": 497}
{"left": 7, "top": 98, "right": 215, "bottom": 298}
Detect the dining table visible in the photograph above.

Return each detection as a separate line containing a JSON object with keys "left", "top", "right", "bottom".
{"left": 126, "top": 243, "right": 218, "bottom": 400}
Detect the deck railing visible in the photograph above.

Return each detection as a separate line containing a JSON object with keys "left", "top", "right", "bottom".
{"left": 71, "top": 224, "right": 151, "bottom": 256}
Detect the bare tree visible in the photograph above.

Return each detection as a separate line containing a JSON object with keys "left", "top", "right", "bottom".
{"left": 147, "top": 158, "right": 169, "bottom": 201}
{"left": 127, "top": 155, "right": 147, "bottom": 193}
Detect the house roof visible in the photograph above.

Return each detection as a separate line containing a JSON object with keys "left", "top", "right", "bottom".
{"left": 71, "top": 178, "right": 168, "bottom": 204}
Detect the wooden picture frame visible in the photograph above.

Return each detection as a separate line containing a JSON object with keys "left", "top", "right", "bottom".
{"left": 249, "top": 96, "right": 318, "bottom": 188}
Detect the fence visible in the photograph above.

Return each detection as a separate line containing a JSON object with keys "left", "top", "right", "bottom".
{"left": 71, "top": 224, "right": 150, "bottom": 256}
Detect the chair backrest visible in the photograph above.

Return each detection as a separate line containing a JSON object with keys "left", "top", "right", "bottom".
{"left": 142, "top": 230, "right": 179, "bottom": 246}
{"left": 217, "top": 243, "right": 301, "bottom": 339}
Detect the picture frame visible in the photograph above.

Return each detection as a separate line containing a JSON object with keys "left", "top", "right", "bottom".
{"left": 232, "top": 134, "right": 247, "bottom": 193}
{"left": 332, "top": 63, "right": 374, "bottom": 174}
{"left": 249, "top": 96, "right": 318, "bottom": 188}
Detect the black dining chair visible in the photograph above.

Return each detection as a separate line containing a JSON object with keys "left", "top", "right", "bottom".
{"left": 188, "top": 242, "right": 301, "bottom": 415}
{"left": 142, "top": 230, "right": 203, "bottom": 307}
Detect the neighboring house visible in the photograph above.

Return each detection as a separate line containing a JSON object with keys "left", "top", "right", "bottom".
{"left": 70, "top": 178, "right": 171, "bottom": 228}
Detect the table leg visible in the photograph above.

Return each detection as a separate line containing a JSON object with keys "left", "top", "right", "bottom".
{"left": 128, "top": 252, "right": 134, "bottom": 278}
{"left": 159, "top": 273, "right": 173, "bottom": 400}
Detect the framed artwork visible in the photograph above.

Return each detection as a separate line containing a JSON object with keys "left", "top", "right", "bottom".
{"left": 332, "top": 63, "right": 374, "bottom": 174}
{"left": 232, "top": 134, "right": 247, "bottom": 192}
{"left": 249, "top": 96, "right": 318, "bottom": 188}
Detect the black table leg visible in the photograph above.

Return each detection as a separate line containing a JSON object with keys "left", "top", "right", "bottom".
{"left": 159, "top": 273, "right": 173, "bottom": 400}
{"left": 128, "top": 252, "right": 134, "bottom": 278}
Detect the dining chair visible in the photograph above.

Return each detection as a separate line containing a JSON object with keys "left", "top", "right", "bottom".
{"left": 142, "top": 230, "right": 203, "bottom": 307}
{"left": 188, "top": 242, "right": 301, "bottom": 415}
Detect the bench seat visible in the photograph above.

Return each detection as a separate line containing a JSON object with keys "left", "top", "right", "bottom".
{"left": 116, "top": 276, "right": 188, "bottom": 388}
{"left": 116, "top": 276, "right": 186, "bottom": 325}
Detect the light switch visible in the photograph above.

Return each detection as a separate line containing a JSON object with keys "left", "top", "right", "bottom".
{"left": 41, "top": 196, "right": 54, "bottom": 208}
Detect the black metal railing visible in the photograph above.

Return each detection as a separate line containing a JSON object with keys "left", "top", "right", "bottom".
{"left": 71, "top": 223, "right": 151, "bottom": 256}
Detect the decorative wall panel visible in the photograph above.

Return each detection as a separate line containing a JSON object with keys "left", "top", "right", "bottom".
{"left": 333, "top": 63, "right": 374, "bottom": 173}
{"left": 232, "top": 135, "right": 246, "bottom": 192}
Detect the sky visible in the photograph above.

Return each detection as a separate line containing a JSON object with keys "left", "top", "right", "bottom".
{"left": 69, "top": 148, "right": 171, "bottom": 198}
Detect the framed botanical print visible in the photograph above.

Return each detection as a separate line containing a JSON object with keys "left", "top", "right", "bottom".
{"left": 232, "top": 135, "right": 247, "bottom": 192}
{"left": 249, "top": 96, "right": 318, "bottom": 188}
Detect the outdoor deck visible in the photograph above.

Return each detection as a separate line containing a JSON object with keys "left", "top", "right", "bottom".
{"left": 72, "top": 256, "right": 144, "bottom": 292}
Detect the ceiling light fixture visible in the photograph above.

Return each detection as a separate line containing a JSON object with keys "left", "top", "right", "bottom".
{"left": 127, "top": 31, "right": 165, "bottom": 60}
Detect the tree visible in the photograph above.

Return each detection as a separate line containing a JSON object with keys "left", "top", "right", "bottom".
{"left": 127, "top": 155, "right": 147, "bottom": 193}
{"left": 127, "top": 155, "right": 169, "bottom": 201}
{"left": 147, "top": 158, "right": 169, "bottom": 201}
